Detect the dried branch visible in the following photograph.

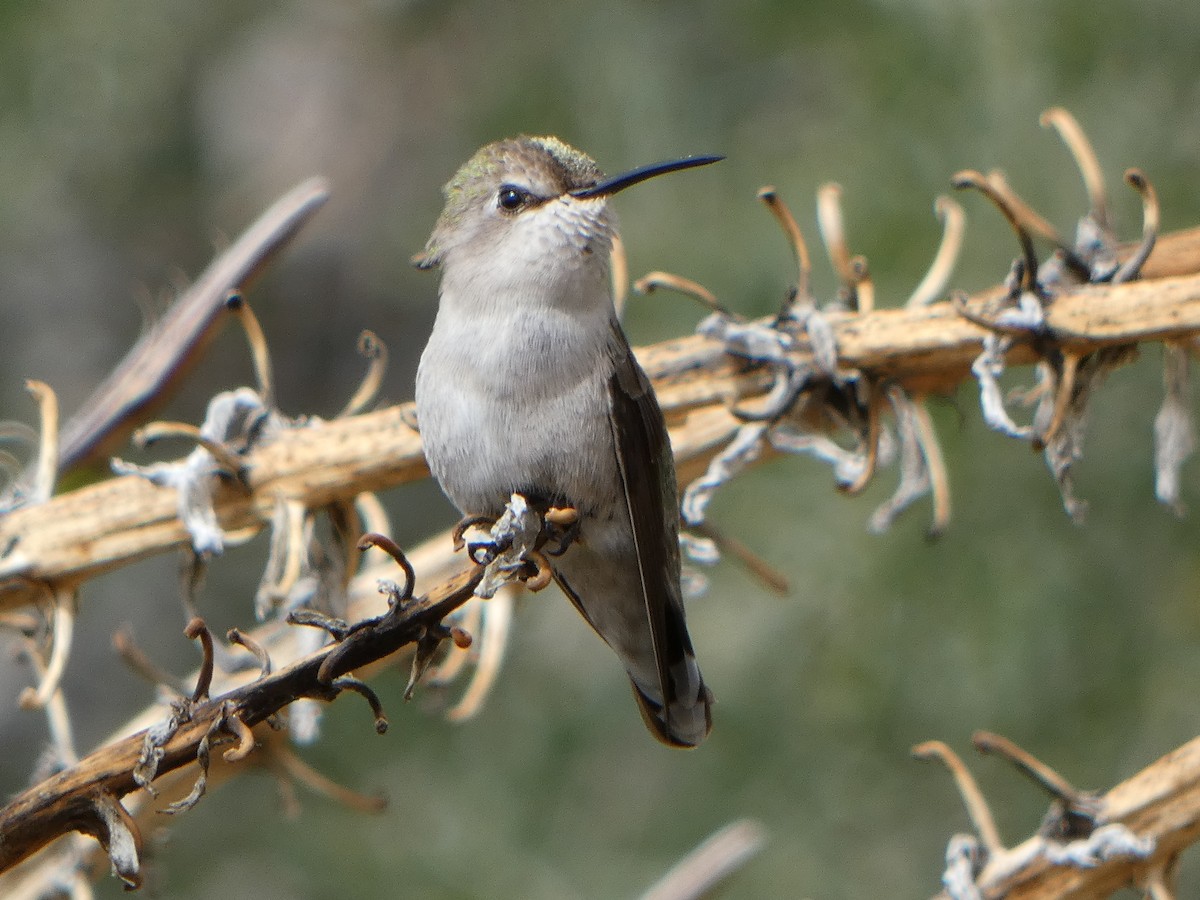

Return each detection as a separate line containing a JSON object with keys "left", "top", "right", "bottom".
{"left": 3, "top": 230, "right": 1200, "bottom": 612}
{"left": 926, "top": 732, "right": 1200, "bottom": 899}
{"left": 641, "top": 818, "right": 767, "bottom": 900}
{"left": 0, "top": 565, "right": 482, "bottom": 874}
{"left": 55, "top": 178, "right": 329, "bottom": 472}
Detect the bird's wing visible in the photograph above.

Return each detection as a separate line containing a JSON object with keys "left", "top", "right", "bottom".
{"left": 603, "top": 324, "right": 709, "bottom": 745}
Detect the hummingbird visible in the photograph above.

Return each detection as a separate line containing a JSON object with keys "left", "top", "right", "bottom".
{"left": 413, "top": 136, "right": 720, "bottom": 747}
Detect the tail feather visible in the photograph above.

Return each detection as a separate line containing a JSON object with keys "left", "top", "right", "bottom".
{"left": 630, "top": 667, "right": 713, "bottom": 748}
{"left": 553, "top": 556, "right": 713, "bottom": 747}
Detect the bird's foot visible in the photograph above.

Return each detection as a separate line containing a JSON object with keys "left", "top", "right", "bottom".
{"left": 543, "top": 504, "right": 581, "bottom": 556}
{"left": 453, "top": 514, "right": 509, "bottom": 564}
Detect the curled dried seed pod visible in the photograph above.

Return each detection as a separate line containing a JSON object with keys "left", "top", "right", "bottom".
{"left": 226, "top": 293, "right": 275, "bottom": 408}
{"left": 913, "top": 740, "right": 1003, "bottom": 856}
{"left": 1041, "top": 106, "right": 1110, "bottom": 231}
{"left": 184, "top": 617, "right": 215, "bottom": 703}
{"left": 357, "top": 532, "right": 416, "bottom": 602}
{"left": 333, "top": 676, "right": 389, "bottom": 734}
{"left": 339, "top": 330, "right": 389, "bottom": 418}
{"left": 952, "top": 169, "right": 1040, "bottom": 293}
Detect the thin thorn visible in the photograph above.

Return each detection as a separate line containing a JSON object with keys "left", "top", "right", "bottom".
{"left": 24, "top": 380, "right": 59, "bottom": 503}
{"left": 182, "top": 551, "right": 205, "bottom": 621}
{"left": 426, "top": 600, "right": 481, "bottom": 686}
{"left": 222, "top": 713, "right": 256, "bottom": 762}
{"left": 634, "top": 271, "right": 730, "bottom": 316}
{"left": 18, "top": 586, "right": 76, "bottom": 711}
{"left": 333, "top": 676, "right": 389, "bottom": 734}
{"left": 731, "top": 366, "right": 805, "bottom": 423}
{"left": 162, "top": 717, "right": 218, "bottom": 814}
{"left": 693, "top": 523, "right": 788, "bottom": 596}
{"left": 907, "top": 197, "right": 966, "bottom": 307}
{"left": 113, "top": 625, "right": 184, "bottom": 691}
{"left": 354, "top": 491, "right": 393, "bottom": 539}
{"left": 357, "top": 532, "right": 416, "bottom": 601}
{"left": 272, "top": 766, "right": 303, "bottom": 819}
{"left": 404, "top": 631, "right": 442, "bottom": 701}
{"left": 226, "top": 292, "right": 275, "bottom": 407}
{"left": 287, "top": 608, "right": 350, "bottom": 641}
{"left": 1114, "top": 168, "right": 1160, "bottom": 283}
{"left": 951, "top": 290, "right": 1035, "bottom": 337}
{"left": 452, "top": 514, "right": 495, "bottom": 552}
{"left": 1039, "top": 352, "right": 1081, "bottom": 448}
{"left": 758, "top": 186, "right": 812, "bottom": 303}
{"left": 910, "top": 396, "right": 952, "bottom": 536}
{"left": 447, "top": 588, "right": 514, "bottom": 722}
{"left": 524, "top": 549, "right": 554, "bottom": 592}
{"left": 184, "top": 617, "right": 215, "bottom": 702}
{"left": 327, "top": 499, "right": 361, "bottom": 597}
{"left": 985, "top": 170, "right": 1069, "bottom": 249}
{"left": 640, "top": 818, "right": 767, "bottom": 900}
{"left": 339, "top": 330, "right": 389, "bottom": 418}
{"left": 134, "top": 421, "right": 246, "bottom": 479}
{"left": 841, "top": 381, "right": 881, "bottom": 494}
{"left": 18, "top": 627, "right": 79, "bottom": 765}
{"left": 227, "top": 627, "right": 272, "bottom": 678}
{"left": 270, "top": 741, "right": 387, "bottom": 813}
{"left": 973, "top": 730, "right": 1088, "bottom": 807}
{"left": 1041, "top": 107, "right": 1109, "bottom": 232}
{"left": 850, "top": 255, "right": 874, "bottom": 314}
{"left": 912, "top": 740, "right": 1004, "bottom": 855}
{"left": 952, "top": 170, "right": 1040, "bottom": 292}
{"left": 545, "top": 505, "right": 579, "bottom": 527}
{"left": 316, "top": 653, "right": 342, "bottom": 689}
{"left": 275, "top": 499, "right": 308, "bottom": 603}
{"left": 816, "top": 182, "right": 853, "bottom": 287}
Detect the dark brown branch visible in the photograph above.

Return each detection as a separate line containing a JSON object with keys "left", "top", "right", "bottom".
{"left": 0, "top": 565, "right": 481, "bottom": 874}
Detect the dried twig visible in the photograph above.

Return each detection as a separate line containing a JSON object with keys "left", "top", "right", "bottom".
{"left": 640, "top": 818, "right": 767, "bottom": 900}
{"left": 5, "top": 250, "right": 1200, "bottom": 612}
{"left": 54, "top": 178, "right": 328, "bottom": 472}
{"left": 925, "top": 733, "right": 1200, "bottom": 899}
{"left": 0, "top": 566, "right": 482, "bottom": 873}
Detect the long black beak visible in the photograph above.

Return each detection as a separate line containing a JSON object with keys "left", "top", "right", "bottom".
{"left": 569, "top": 154, "right": 723, "bottom": 199}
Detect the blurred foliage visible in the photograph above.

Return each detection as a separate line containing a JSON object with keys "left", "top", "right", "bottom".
{"left": 2, "top": 0, "right": 1200, "bottom": 897}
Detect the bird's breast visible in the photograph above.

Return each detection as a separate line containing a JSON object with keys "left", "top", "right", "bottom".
{"left": 416, "top": 298, "right": 620, "bottom": 518}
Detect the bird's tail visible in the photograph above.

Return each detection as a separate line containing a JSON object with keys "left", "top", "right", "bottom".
{"left": 630, "top": 654, "right": 713, "bottom": 748}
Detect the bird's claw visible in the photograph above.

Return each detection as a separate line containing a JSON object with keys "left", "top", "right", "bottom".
{"left": 543, "top": 504, "right": 581, "bottom": 556}
{"left": 453, "top": 514, "right": 497, "bottom": 552}
{"left": 467, "top": 537, "right": 510, "bottom": 566}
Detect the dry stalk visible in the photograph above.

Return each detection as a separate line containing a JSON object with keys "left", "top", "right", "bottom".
{"left": 0, "top": 565, "right": 483, "bottom": 875}
{"left": 4, "top": 229, "right": 1200, "bottom": 612}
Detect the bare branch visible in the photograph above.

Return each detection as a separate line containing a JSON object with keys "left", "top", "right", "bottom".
{"left": 928, "top": 734, "right": 1200, "bottom": 898}
{"left": 0, "top": 566, "right": 482, "bottom": 873}
{"left": 55, "top": 178, "right": 329, "bottom": 472}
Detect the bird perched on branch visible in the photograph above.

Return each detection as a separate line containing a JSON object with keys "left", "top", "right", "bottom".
{"left": 414, "top": 135, "right": 720, "bottom": 746}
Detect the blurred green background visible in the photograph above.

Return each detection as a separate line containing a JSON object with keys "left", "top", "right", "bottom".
{"left": 2, "top": 0, "right": 1200, "bottom": 896}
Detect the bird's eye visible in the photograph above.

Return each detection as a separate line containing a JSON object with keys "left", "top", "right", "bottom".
{"left": 497, "top": 185, "right": 527, "bottom": 212}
